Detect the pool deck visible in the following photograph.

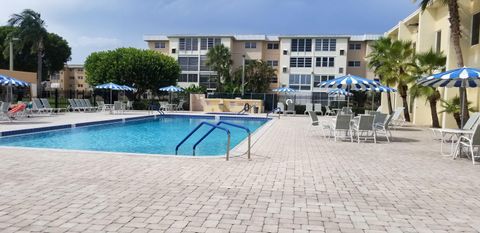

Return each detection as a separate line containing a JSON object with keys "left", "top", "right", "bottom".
{"left": 0, "top": 113, "right": 480, "bottom": 232}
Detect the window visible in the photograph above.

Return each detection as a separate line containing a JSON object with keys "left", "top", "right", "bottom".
{"left": 171, "top": 48, "right": 176, "bottom": 54}
{"left": 267, "top": 43, "right": 279, "bottom": 49}
{"left": 154, "top": 42, "right": 166, "bottom": 48}
{"left": 200, "top": 38, "right": 221, "bottom": 50}
{"left": 282, "top": 67, "right": 288, "bottom": 73}
{"left": 291, "top": 39, "right": 312, "bottom": 52}
{"left": 472, "top": 12, "right": 480, "bottom": 46}
{"left": 339, "top": 67, "right": 344, "bottom": 73}
{"left": 77, "top": 76, "right": 83, "bottom": 79}
{"left": 267, "top": 60, "right": 279, "bottom": 67}
{"left": 69, "top": 76, "right": 74, "bottom": 80}
{"left": 77, "top": 69, "right": 84, "bottom": 72}
{"left": 270, "top": 75, "right": 278, "bottom": 83}
{"left": 348, "top": 61, "right": 361, "bottom": 67}
{"left": 349, "top": 43, "right": 362, "bottom": 50}
{"left": 315, "top": 39, "right": 336, "bottom": 51}
{"left": 199, "top": 75, "right": 217, "bottom": 89}
{"left": 340, "top": 50, "right": 345, "bottom": 55}
{"left": 290, "top": 57, "right": 312, "bottom": 68}
{"left": 315, "top": 57, "right": 335, "bottom": 67}
{"left": 178, "top": 73, "right": 198, "bottom": 82}
{"left": 179, "top": 38, "right": 198, "bottom": 51}
{"left": 313, "top": 75, "right": 335, "bottom": 87}
{"left": 435, "top": 30, "right": 442, "bottom": 53}
{"left": 199, "top": 56, "right": 212, "bottom": 71}
{"left": 178, "top": 56, "right": 199, "bottom": 71}
{"left": 244, "top": 42, "right": 257, "bottom": 49}
{"left": 283, "top": 50, "right": 288, "bottom": 55}
{"left": 289, "top": 74, "right": 311, "bottom": 90}
{"left": 77, "top": 84, "right": 83, "bottom": 88}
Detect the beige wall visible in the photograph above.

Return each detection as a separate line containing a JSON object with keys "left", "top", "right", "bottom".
{"left": 56, "top": 65, "right": 90, "bottom": 91}
{"left": 346, "top": 41, "right": 367, "bottom": 77}
{"left": 0, "top": 69, "right": 37, "bottom": 98}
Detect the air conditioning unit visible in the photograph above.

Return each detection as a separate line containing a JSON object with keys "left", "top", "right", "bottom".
{"left": 283, "top": 50, "right": 288, "bottom": 55}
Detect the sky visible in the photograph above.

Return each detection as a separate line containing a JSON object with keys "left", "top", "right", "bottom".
{"left": 0, "top": 0, "right": 419, "bottom": 64}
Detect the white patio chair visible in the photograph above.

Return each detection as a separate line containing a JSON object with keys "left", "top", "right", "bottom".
{"left": 453, "top": 123, "right": 480, "bottom": 165}
{"left": 375, "top": 113, "right": 393, "bottom": 142}
{"left": 328, "top": 114, "right": 353, "bottom": 142}
{"left": 304, "top": 103, "right": 313, "bottom": 115}
{"left": 277, "top": 102, "right": 285, "bottom": 113}
{"left": 314, "top": 103, "right": 323, "bottom": 116}
{"left": 307, "top": 111, "right": 330, "bottom": 138}
{"left": 351, "top": 115, "right": 376, "bottom": 143}
{"left": 285, "top": 99, "right": 295, "bottom": 116}
{"left": 325, "top": 106, "right": 335, "bottom": 116}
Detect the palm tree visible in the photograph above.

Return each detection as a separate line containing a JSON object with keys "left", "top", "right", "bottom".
{"left": 375, "top": 40, "right": 416, "bottom": 122}
{"left": 368, "top": 37, "right": 396, "bottom": 114}
{"left": 413, "top": 0, "right": 468, "bottom": 125}
{"left": 410, "top": 50, "right": 446, "bottom": 128}
{"left": 206, "top": 44, "right": 232, "bottom": 91}
{"left": 244, "top": 60, "right": 276, "bottom": 93}
{"left": 440, "top": 96, "right": 474, "bottom": 128}
{"left": 7, "top": 9, "right": 47, "bottom": 95}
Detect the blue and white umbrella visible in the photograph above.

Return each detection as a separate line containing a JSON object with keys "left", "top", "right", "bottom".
{"left": 417, "top": 67, "right": 480, "bottom": 87}
{"left": 318, "top": 74, "right": 379, "bottom": 91}
{"left": 367, "top": 84, "right": 397, "bottom": 111}
{"left": 417, "top": 66, "right": 480, "bottom": 127}
{"left": 121, "top": 85, "right": 136, "bottom": 92}
{"left": 159, "top": 85, "right": 184, "bottom": 92}
{"left": 95, "top": 82, "right": 129, "bottom": 104}
{"left": 0, "top": 75, "right": 30, "bottom": 102}
{"left": 0, "top": 75, "right": 30, "bottom": 87}
{"left": 328, "top": 88, "right": 353, "bottom": 97}
{"left": 272, "top": 87, "right": 296, "bottom": 93}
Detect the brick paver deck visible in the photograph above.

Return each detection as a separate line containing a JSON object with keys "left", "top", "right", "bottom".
{"left": 0, "top": 116, "right": 479, "bottom": 232}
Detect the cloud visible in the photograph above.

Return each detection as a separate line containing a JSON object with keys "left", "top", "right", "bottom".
{"left": 75, "top": 36, "right": 122, "bottom": 48}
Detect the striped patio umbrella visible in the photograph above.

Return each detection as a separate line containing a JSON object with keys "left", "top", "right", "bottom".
{"left": 121, "top": 85, "right": 136, "bottom": 92}
{"left": 95, "top": 82, "right": 128, "bottom": 104}
{"left": 318, "top": 74, "right": 379, "bottom": 91}
{"left": 328, "top": 88, "right": 353, "bottom": 97}
{"left": 0, "top": 74, "right": 30, "bottom": 102}
{"left": 417, "top": 67, "right": 480, "bottom": 127}
{"left": 159, "top": 85, "right": 184, "bottom": 103}
{"left": 159, "top": 85, "right": 184, "bottom": 92}
{"left": 272, "top": 87, "right": 296, "bottom": 93}
{"left": 367, "top": 84, "right": 397, "bottom": 111}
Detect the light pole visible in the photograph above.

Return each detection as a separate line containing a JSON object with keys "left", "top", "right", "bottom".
{"left": 9, "top": 38, "right": 20, "bottom": 71}
{"left": 241, "top": 54, "right": 245, "bottom": 96}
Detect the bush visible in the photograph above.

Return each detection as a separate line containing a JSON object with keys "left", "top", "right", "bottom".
{"left": 133, "top": 100, "right": 150, "bottom": 110}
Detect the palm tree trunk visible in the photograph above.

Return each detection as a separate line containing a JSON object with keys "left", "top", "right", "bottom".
{"left": 398, "top": 84, "right": 411, "bottom": 122}
{"left": 36, "top": 45, "right": 43, "bottom": 97}
{"left": 447, "top": 0, "right": 469, "bottom": 125}
{"left": 429, "top": 99, "right": 440, "bottom": 128}
{"left": 387, "top": 93, "right": 393, "bottom": 114}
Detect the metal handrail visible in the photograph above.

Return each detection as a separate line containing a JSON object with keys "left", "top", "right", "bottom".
{"left": 193, "top": 121, "right": 251, "bottom": 160}
{"left": 175, "top": 121, "right": 231, "bottom": 160}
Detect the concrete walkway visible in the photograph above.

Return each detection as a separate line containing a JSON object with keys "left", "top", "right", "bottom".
{"left": 0, "top": 116, "right": 479, "bottom": 232}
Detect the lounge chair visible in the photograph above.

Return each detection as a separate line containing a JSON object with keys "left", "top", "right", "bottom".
{"left": 453, "top": 123, "right": 480, "bottom": 165}
{"left": 40, "top": 98, "right": 65, "bottom": 113}
{"left": 326, "top": 114, "right": 353, "bottom": 142}
{"left": 78, "top": 99, "right": 96, "bottom": 112}
{"left": 126, "top": 101, "right": 133, "bottom": 110}
{"left": 68, "top": 99, "right": 85, "bottom": 112}
{"left": 32, "top": 98, "right": 52, "bottom": 114}
{"left": 176, "top": 100, "right": 185, "bottom": 111}
{"left": 375, "top": 114, "right": 394, "bottom": 142}
{"left": 83, "top": 99, "right": 98, "bottom": 112}
{"left": 8, "top": 103, "right": 27, "bottom": 120}
{"left": 351, "top": 115, "right": 376, "bottom": 143}
{"left": 314, "top": 103, "right": 323, "bottom": 115}
{"left": 324, "top": 106, "right": 335, "bottom": 116}
{"left": 307, "top": 111, "right": 330, "bottom": 138}
{"left": 285, "top": 99, "right": 295, "bottom": 116}
{"left": 113, "top": 101, "right": 124, "bottom": 115}
{"left": 0, "top": 102, "right": 11, "bottom": 121}
{"left": 390, "top": 107, "right": 406, "bottom": 128}
{"left": 304, "top": 103, "right": 313, "bottom": 115}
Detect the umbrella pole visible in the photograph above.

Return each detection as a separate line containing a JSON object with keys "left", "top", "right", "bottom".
{"left": 461, "top": 83, "right": 466, "bottom": 128}
{"left": 110, "top": 90, "right": 113, "bottom": 104}
{"left": 372, "top": 93, "right": 375, "bottom": 111}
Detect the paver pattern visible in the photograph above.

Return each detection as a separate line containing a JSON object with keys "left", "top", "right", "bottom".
{"left": 0, "top": 116, "right": 480, "bottom": 232}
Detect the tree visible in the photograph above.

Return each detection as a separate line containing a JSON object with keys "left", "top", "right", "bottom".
{"left": 206, "top": 44, "right": 232, "bottom": 90}
{"left": 368, "top": 37, "right": 396, "bottom": 114}
{"left": 84, "top": 47, "right": 180, "bottom": 99}
{"left": 7, "top": 9, "right": 47, "bottom": 95}
{"left": 440, "top": 96, "right": 474, "bottom": 128}
{"left": 414, "top": 0, "right": 468, "bottom": 125}
{"left": 410, "top": 49, "right": 446, "bottom": 128}
{"left": 243, "top": 60, "right": 276, "bottom": 93}
{"left": 375, "top": 40, "right": 416, "bottom": 122}
{"left": 0, "top": 27, "right": 71, "bottom": 78}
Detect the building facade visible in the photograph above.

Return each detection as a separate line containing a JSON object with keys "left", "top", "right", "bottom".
{"left": 144, "top": 34, "right": 380, "bottom": 101}
{"left": 385, "top": 0, "right": 480, "bottom": 127}
{"left": 50, "top": 64, "right": 90, "bottom": 91}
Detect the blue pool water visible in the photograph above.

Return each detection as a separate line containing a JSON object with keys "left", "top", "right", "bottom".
{"left": 0, "top": 116, "right": 268, "bottom": 156}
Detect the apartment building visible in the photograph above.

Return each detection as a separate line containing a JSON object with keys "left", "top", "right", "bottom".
{"left": 385, "top": 0, "right": 480, "bottom": 127}
{"left": 144, "top": 34, "right": 380, "bottom": 99}
{"left": 50, "top": 64, "right": 90, "bottom": 91}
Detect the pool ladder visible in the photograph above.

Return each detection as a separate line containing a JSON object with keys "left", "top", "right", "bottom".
{"left": 175, "top": 121, "right": 251, "bottom": 161}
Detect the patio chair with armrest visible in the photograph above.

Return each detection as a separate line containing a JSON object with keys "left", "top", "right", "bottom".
{"left": 304, "top": 103, "right": 313, "bottom": 115}
{"left": 40, "top": 98, "right": 65, "bottom": 113}
{"left": 314, "top": 103, "right": 323, "bottom": 115}
{"left": 325, "top": 106, "right": 335, "bottom": 116}
{"left": 327, "top": 114, "right": 353, "bottom": 142}
{"left": 453, "top": 123, "right": 480, "bottom": 165}
{"left": 375, "top": 113, "right": 393, "bottom": 142}
{"left": 351, "top": 115, "right": 376, "bottom": 143}
{"left": 276, "top": 102, "right": 285, "bottom": 114}
{"left": 285, "top": 99, "right": 296, "bottom": 116}
{"left": 307, "top": 111, "right": 330, "bottom": 138}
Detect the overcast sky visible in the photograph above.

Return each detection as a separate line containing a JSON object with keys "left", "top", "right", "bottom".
{"left": 0, "top": 0, "right": 418, "bottom": 64}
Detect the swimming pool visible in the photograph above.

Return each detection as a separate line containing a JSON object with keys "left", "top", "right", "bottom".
{"left": 0, "top": 115, "right": 269, "bottom": 156}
